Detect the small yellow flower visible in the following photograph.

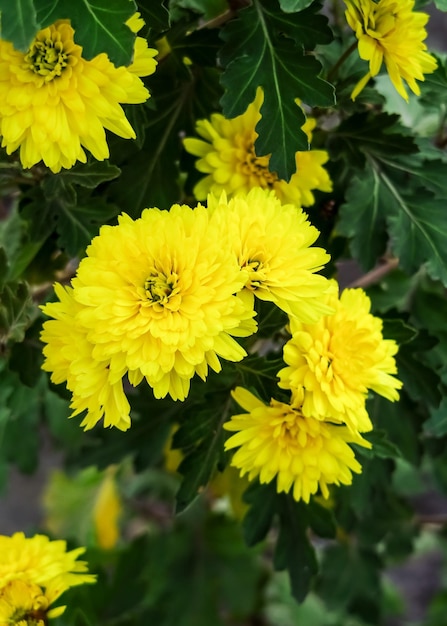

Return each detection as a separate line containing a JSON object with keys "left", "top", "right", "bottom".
{"left": 344, "top": 0, "right": 437, "bottom": 100}
{"left": 208, "top": 187, "right": 332, "bottom": 322}
{"left": 184, "top": 88, "right": 332, "bottom": 207}
{"left": 0, "top": 533, "right": 95, "bottom": 595}
{"left": 224, "top": 387, "right": 370, "bottom": 503}
{"left": 278, "top": 281, "right": 403, "bottom": 432}
{"left": 0, "top": 16, "right": 157, "bottom": 172}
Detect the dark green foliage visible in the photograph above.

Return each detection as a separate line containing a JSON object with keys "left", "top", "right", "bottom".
{"left": 0, "top": 0, "right": 38, "bottom": 50}
{"left": 219, "top": 0, "right": 334, "bottom": 179}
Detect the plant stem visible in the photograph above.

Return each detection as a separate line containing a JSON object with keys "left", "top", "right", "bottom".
{"left": 347, "top": 257, "right": 400, "bottom": 289}
{"left": 327, "top": 41, "right": 358, "bottom": 84}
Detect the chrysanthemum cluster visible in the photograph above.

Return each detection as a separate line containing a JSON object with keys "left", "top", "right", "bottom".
{"left": 344, "top": 0, "right": 437, "bottom": 100}
{"left": 41, "top": 188, "right": 331, "bottom": 430}
{"left": 183, "top": 88, "right": 332, "bottom": 208}
{"left": 0, "top": 533, "right": 95, "bottom": 625}
{"left": 0, "top": 13, "right": 157, "bottom": 172}
{"left": 224, "top": 281, "right": 402, "bottom": 503}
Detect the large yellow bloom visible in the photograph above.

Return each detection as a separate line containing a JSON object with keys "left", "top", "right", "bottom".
{"left": 41, "top": 284, "right": 131, "bottom": 431}
{"left": 183, "top": 89, "right": 332, "bottom": 207}
{"left": 344, "top": 0, "right": 437, "bottom": 100}
{"left": 224, "top": 387, "right": 370, "bottom": 503}
{"left": 278, "top": 282, "right": 403, "bottom": 432}
{"left": 207, "top": 187, "right": 332, "bottom": 322}
{"left": 0, "top": 533, "right": 95, "bottom": 593}
{"left": 42, "top": 203, "right": 257, "bottom": 423}
{"left": 0, "top": 16, "right": 157, "bottom": 172}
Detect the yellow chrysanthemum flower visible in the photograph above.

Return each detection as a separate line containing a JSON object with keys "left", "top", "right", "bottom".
{"left": 0, "top": 16, "right": 157, "bottom": 172}
{"left": 344, "top": 0, "right": 437, "bottom": 100}
{"left": 278, "top": 282, "right": 403, "bottom": 432}
{"left": 207, "top": 187, "right": 332, "bottom": 322}
{"left": 183, "top": 88, "right": 332, "bottom": 207}
{"left": 41, "top": 284, "right": 131, "bottom": 431}
{"left": 0, "top": 533, "right": 95, "bottom": 594}
{"left": 0, "top": 580, "right": 66, "bottom": 626}
{"left": 42, "top": 203, "right": 257, "bottom": 424}
{"left": 224, "top": 387, "right": 370, "bottom": 503}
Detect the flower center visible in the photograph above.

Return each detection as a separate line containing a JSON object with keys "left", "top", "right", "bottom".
{"left": 271, "top": 409, "right": 311, "bottom": 454}
{"left": 242, "top": 258, "right": 268, "bottom": 291}
{"left": 363, "top": 3, "right": 397, "bottom": 40}
{"left": 243, "top": 144, "right": 278, "bottom": 188}
{"left": 24, "top": 33, "right": 70, "bottom": 81}
{"left": 11, "top": 607, "right": 47, "bottom": 626}
{"left": 144, "top": 270, "right": 181, "bottom": 310}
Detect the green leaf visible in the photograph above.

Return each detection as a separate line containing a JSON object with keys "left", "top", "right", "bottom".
{"left": 35, "top": 0, "right": 136, "bottom": 66}
{"left": 381, "top": 318, "right": 418, "bottom": 345}
{"left": 307, "top": 499, "right": 336, "bottom": 539}
{"left": 242, "top": 481, "right": 277, "bottom": 546}
{"left": 0, "top": 249, "right": 8, "bottom": 291}
{"left": 0, "top": 282, "right": 35, "bottom": 346}
{"left": 205, "top": 515, "right": 263, "bottom": 618}
{"left": 173, "top": 0, "right": 228, "bottom": 20}
{"left": 256, "top": 1, "right": 333, "bottom": 51}
{"left": 173, "top": 28, "right": 220, "bottom": 67}
{"left": 274, "top": 497, "right": 318, "bottom": 603}
{"left": 367, "top": 394, "right": 421, "bottom": 465}
{"left": 279, "top": 0, "right": 313, "bottom": 11}
{"left": 42, "top": 177, "right": 119, "bottom": 255}
{"left": 0, "top": 0, "right": 38, "bottom": 50}
{"left": 58, "top": 161, "right": 121, "bottom": 188}
{"left": 338, "top": 152, "right": 447, "bottom": 283}
{"left": 317, "top": 545, "right": 382, "bottom": 622}
{"left": 379, "top": 152, "right": 447, "bottom": 198}
{"left": 0, "top": 368, "right": 43, "bottom": 474}
{"left": 234, "top": 354, "right": 285, "bottom": 403}
{"left": 425, "top": 397, "right": 447, "bottom": 438}
{"left": 58, "top": 198, "right": 118, "bottom": 255}
{"left": 396, "top": 331, "right": 441, "bottom": 407}
{"left": 434, "top": 0, "right": 447, "bottom": 9}
{"left": 175, "top": 393, "right": 232, "bottom": 513}
{"left": 110, "top": 59, "right": 222, "bottom": 214}
{"left": 420, "top": 55, "right": 447, "bottom": 106}
{"left": 361, "top": 429, "right": 402, "bottom": 460}
{"left": 387, "top": 189, "right": 447, "bottom": 285}
{"left": 337, "top": 169, "right": 390, "bottom": 270}
{"left": 0, "top": 204, "right": 22, "bottom": 283}
{"left": 367, "top": 269, "right": 414, "bottom": 314}
{"left": 329, "top": 112, "right": 416, "bottom": 170}
{"left": 138, "top": 0, "right": 170, "bottom": 37}
{"left": 9, "top": 319, "right": 44, "bottom": 387}
{"left": 219, "top": 0, "right": 334, "bottom": 179}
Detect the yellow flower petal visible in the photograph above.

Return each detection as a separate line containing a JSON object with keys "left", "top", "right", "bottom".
{"left": 344, "top": 0, "right": 437, "bottom": 100}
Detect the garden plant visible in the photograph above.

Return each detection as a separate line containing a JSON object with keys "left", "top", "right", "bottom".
{"left": 1, "top": 0, "right": 447, "bottom": 624}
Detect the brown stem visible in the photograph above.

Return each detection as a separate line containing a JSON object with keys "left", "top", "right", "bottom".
{"left": 327, "top": 40, "right": 358, "bottom": 84}
{"left": 347, "top": 257, "right": 400, "bottom": 289}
